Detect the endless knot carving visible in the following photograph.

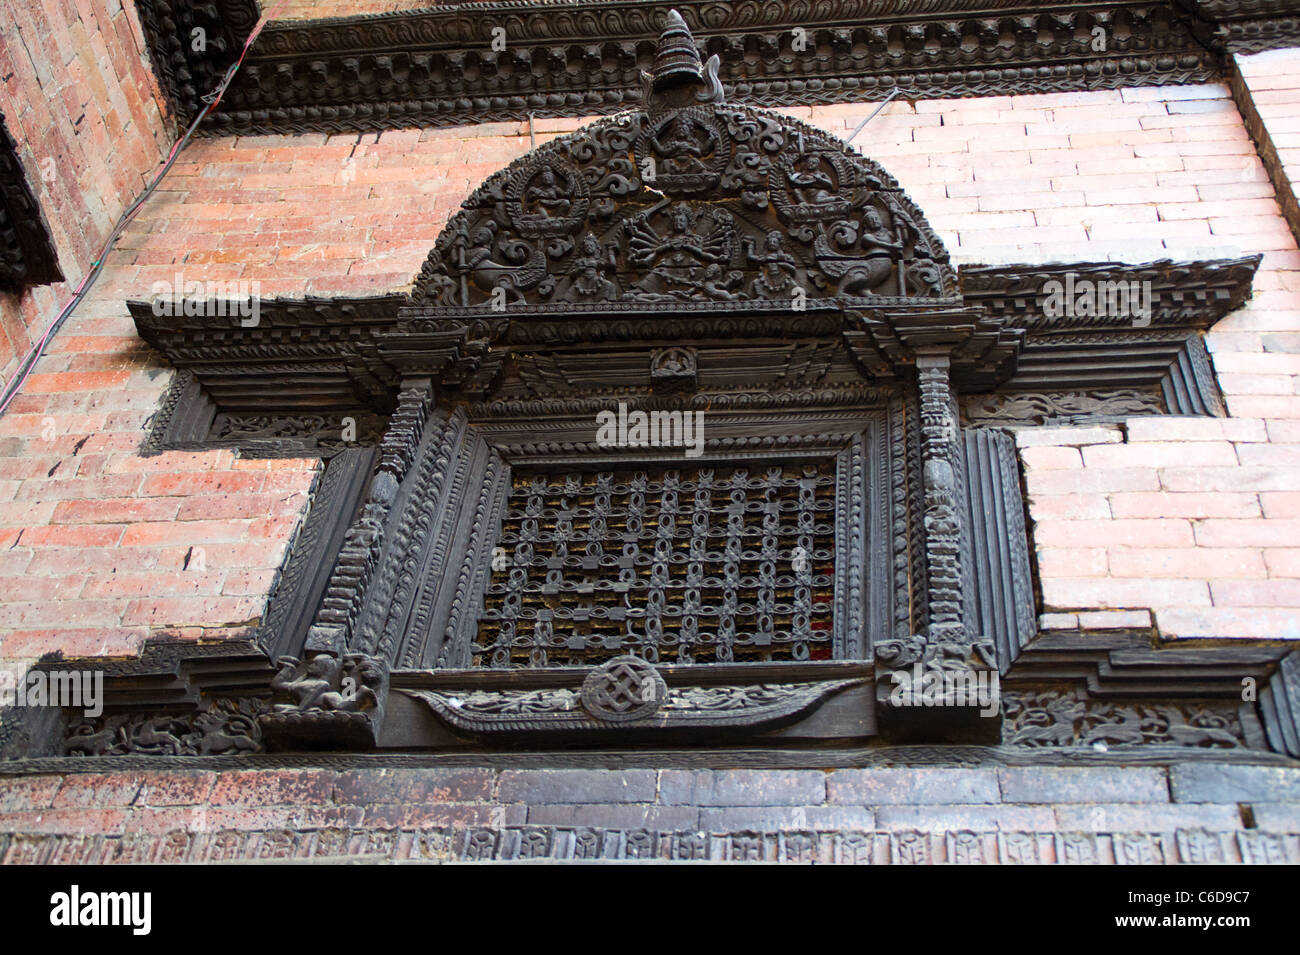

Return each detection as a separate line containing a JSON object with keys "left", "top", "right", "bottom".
{"left": 579, "top": 655, "right": 668, "bottom": 722}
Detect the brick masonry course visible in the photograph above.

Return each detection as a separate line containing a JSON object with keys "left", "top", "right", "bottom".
{"left": 0, "top": 763, "right": 1297, "bottom": 863}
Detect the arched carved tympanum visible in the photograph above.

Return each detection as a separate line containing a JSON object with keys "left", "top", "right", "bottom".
{"left": 412, "top": 90, "right": 956, "bottom": 311}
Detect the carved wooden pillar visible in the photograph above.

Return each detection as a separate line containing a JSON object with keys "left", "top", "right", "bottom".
{"left": 262, "top": 377, "right": 436, "bottom": 750}
{"left": 875, "top": 352, "right": 1000, "bottom": 742}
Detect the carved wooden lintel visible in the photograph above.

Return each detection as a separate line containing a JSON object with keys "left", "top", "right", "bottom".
{"left": 384, "top": 659, "right": 874, "bottom": 745}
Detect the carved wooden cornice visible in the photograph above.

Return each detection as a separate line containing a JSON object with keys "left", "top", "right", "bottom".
{"left": 959, "top": 256, "right": 1258, "bottom": 397}
{"left": 0, "top": 112, "right": 62, "bottom": 291}
{"left": 128, "top": 255, "right": 1257, "bottom": 416}
{"left": 1179, "top": 0, "right": 1300, "bottom": 52}
{"left": 129, "top": 0, "right": 1300, "bottom": 136}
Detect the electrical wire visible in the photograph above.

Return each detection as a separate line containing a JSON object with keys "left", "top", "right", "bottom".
{"left": 0, "top": 3, "right": 283, "bottom": 417}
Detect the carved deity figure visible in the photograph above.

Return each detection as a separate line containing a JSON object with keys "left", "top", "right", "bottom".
{"left": 653, "top": 113, "right": 714, "bottom": 174}
{"left": 787, "top": 153, "right": 836, "bottom": 206}
{"left": 452, "top": 218, "right": 547, "bottom": 303}
{"left": 627, "top": 206, "right": 732, "bottom": 298}
{"left": 692, "top": 262, "right": 744, "bottom": 299}
{"left": 744, "top": 230, "right": 798, "bottom": 297}
{"left": 860, "top": 207, "right": 902, "bottom": 255}
{"left": 525, "top": 166, "right": 572, "bottom": 218}
{"left": 568, "top": 232, "right": 618, "bottom": 301}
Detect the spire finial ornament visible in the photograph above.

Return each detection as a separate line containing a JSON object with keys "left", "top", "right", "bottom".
{"left": 641, "top": 9, "right": 725, "bottom": 107}
{"left": 652, "top": 9, "right": 704, "bottom": 90}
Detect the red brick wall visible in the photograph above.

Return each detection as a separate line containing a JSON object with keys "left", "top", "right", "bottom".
{"left": 0, "top": 80, "right": 1298, "bottom": 670}
{"left": 0, "top": 0, "right": 172, "bottom": 384}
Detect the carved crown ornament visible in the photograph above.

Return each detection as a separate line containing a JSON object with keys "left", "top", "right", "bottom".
{"left": 15, "top": 11, "right": 1297, "bottom": 765}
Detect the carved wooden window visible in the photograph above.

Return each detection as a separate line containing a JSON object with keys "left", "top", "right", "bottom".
{"left": 0, "top": 111, "right": 62, "bottom": 291}
{"left": 475, "top": 461, "right": 838, "bottom": 668}
{"left": 101, "top": 12, "right": 1279, "bottom": 757}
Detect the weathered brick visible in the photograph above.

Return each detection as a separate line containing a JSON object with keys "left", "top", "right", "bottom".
{"left": 1156, "top": 607, "right": 1300, "bottom": 638}
{"left": 998, "top": 768, "right": 1168, "bottom": 803}
{"left": 1108, "top": 547, "right": 1268, "bottom": 579}
{"left": 658, "top": 770, "right": 826, "bottom": 806}
{"left": 1053, "top": 803, "right": 1241, "bottom": 831}
{"left": 136, "top": 772, "right": 219, "bottom": 807}
{"left": 208, "top": 770, "right": 340, "bottom": 806}
{"left": 497, "top": 769, "right": 657, "bottom": 805}
{"left": 827, "top": 768, "right": 1000, "bottom": 805}
{"left": 1107, "top": 492, "right": 1261, "bottom": 519}
{"left": 1172, "top": 764, "right": 1300, "bottom": 803}
{"left": 52, "top": 773, "right": 144, "bottom": 809}
{"left": 525, "top": 804, "right": 700, "bottom": 830}
{"left": 875, "top": 805, "right": 1057, "bottom": 831}
{"left": 0, "top": 775, "right": 63, "bottom": 812}
{"left": 698, "top": 806, "right": 878, "bottom": 831}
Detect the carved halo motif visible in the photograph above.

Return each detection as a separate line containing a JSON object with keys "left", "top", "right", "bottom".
{"left": 635, "top": 106, "right": 728, "bottom": 196}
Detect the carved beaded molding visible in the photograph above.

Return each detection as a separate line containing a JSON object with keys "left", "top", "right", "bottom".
{"left": 10, "top": 12, "right": 1298, "bottom": 763}
{"left": 129, "top": 0, "right": 1300, "bottom": 136}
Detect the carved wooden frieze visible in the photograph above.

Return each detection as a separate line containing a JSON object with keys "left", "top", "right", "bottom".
{"left": 1002, "top": 687, "right": 1254, "bottom": 749}
{"left": 64, "top": 699, "right": 269, "bottom": 757}
{"left": 128, "top": 0, "right": 1287, "bottom": 136}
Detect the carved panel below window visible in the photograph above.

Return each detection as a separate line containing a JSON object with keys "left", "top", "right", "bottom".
{"left": 475, "top": 463, "right": 837, "bottom": 668}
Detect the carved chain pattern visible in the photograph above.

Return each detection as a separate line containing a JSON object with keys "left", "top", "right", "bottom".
{"left": 474, "top": 463, "right": 837, "bottom": 667}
